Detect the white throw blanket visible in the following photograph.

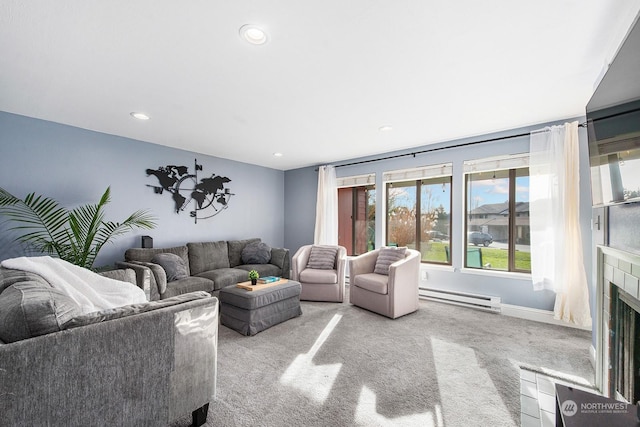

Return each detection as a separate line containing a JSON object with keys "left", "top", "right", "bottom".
{"left": 1, "top": 256, "right": 147, "bottom": 314}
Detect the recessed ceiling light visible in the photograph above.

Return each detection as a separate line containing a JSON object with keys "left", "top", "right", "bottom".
{"left": 239, "top": 24, "right": 268, "bottom": 45}
{"left": 130, "top": 112, "right": 150, "bottom": 120}
{"left": 273, "top": 152, "right": 283, "bottom": 157}
{"left": 379, "top": 125, "right": 393, "bottom": 132}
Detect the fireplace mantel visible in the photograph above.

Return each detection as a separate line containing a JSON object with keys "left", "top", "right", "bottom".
{"left": 595, "top": 245, "right": 640, "bottom": 397}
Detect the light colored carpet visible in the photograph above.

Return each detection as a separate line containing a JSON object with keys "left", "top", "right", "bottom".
{"left": 170, "top": 293, "right": 593, "bottom": 427}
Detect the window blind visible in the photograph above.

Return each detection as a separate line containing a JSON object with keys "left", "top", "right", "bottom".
{"left": 463, "top": 153, "right": 529, "bottom": 173}
{"left": 383, "top": 163, "right": 452, "bottom": 183}
{"left": 336, "top": 174, "right": 375, "bottom": 187}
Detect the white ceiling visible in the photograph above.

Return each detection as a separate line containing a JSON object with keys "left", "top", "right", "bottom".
{"left": 1, "top": 1, "right": 639, "bottom": 170}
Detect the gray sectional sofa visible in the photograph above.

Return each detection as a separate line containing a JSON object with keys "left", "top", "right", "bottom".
{"left": 0, "top": 266, "right": 218, "bottom": 427}
{"left": 120, "top": 238, "right": 290, "bottom": 301}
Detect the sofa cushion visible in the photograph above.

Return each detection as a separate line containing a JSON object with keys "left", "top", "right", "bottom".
{"left": 374, "top": 246, "right": 407, "bottom": 275}
{"left": 299, "top": 268, "right": 338, "bottom": 284}
{"left": 187, "top": 241, "right": 230, "bottom": 275}
{"left": 151, "top": 253, "right": 189, "bottom": 282}
{"left": 195, "top": 268, "right": 249, "bottom": 290}
{"left": 162, "top": 276, "right": 215, "bottom": 299}
{"left": 353, "top": 272, "right": 389, "bottom": 294}
{"left": 241, "top": 241, "right": 271, "bottom": 265}
{"left": 307, "top": 245, "right": 338, "bottom": 270}
{"left": 125, "top": 246, "right": 190, "bottom": 276}
{"left": 0, "top": 281, "right": 81, "bottom": 343}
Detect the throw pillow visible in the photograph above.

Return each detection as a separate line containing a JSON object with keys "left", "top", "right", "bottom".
{"left": 0, "top": 281, "right": 81, "bottom": 343}
{"left": 151, "top": 253, "right": 189, "bottom": 282}
{"left": 241, "top": 242, "right": 272, "bottom": 264}
{"left": 306, "top": 245, "right": 338, "bottom": 270}
{"left": 373, "top": 246, "right": 407, "bottom": 275}
{"left": 227, "top": 238, "right": 261, "bottom": 267}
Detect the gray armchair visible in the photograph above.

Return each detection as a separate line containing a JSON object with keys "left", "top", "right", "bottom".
{"left": 349, "top": 247, "right": 421, "bottom": 318}
{"left": 292, "top": 245, "right": 347, "bottom": 302}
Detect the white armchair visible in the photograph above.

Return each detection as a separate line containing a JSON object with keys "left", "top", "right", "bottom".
{"left": 292, "top": 245, "right": 347, "bottom": 302}
{"left": 349, "top": 247, "right": 420, "bottom": 319}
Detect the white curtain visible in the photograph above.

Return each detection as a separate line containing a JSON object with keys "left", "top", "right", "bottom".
{"left": 314, "top": 165, "right": 338, "bottom": 245}
{"left": 529, "top": 121, "right": 591, "bottom": 327}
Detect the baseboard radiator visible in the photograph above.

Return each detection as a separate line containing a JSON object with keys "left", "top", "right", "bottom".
{"left": 420, "top": 288, "right": 501, "bottom": 313}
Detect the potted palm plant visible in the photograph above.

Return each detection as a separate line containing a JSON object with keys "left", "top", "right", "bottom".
{"left": 0, "top": 186, "right": 156, "bottom": 270}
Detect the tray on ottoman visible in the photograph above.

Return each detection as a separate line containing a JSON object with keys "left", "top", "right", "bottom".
{"left": 219, "top": 280, "right": 302, "bottom": 336}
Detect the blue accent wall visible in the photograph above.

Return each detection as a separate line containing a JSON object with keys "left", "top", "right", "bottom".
{"left": 0, "top": 111, "right": 285, "bottom": 267}
{"left": 283, "top": 166, "right": 318, "bottom": 254}
{"left": 284, "top": 118, "right": 594, "bottom": 312}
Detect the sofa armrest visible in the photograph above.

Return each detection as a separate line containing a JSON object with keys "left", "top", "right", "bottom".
{"left": 349, "top": 249, "right": 379, "bottom": 278}
{"left": 64, "top": 291, "right": 213, "bottom": 329}
{"left": 270, "top": 247, "right": 291, "bottom": 279}
{"left": 117, "top": 261, "right": 164, "bottom": 301}
{"left": 291, "top": 245, "right": 312, "bottom": 281}
{"left": 0, "top": 295, "right": 218, "bottom": 426}
{"left": 106, "top": 265, "right": 153, "bottom": 301}
{"left": 388, "top": 249, "right": 421, "bottom": 316}
{"left": 336, "top": 246, "right": 347, "bottom": 286}
{"left": 98, "top": 268, "right": 137, "bottom": 286}
{"left": 388, "top": 249, "right": 420, "bottom": 290}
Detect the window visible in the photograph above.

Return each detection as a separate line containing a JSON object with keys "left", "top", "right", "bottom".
{"left": 384, "top": 164, "right": 452, "bottom": 264}
{"left": 464, "top": 155, "right": 530, "bottom": 272}
{"left": 337, "top": 175, "right": 375, "bottom": 256}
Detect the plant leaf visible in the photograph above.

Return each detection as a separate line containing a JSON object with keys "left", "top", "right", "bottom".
{"left": 0, "top": 186, "right": 157, "bottom": 269}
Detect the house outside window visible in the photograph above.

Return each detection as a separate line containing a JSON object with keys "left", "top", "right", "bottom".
{"left": 337, "top": 174, "right": 375, "bottom": 256}
{"left": 384, "top": 164, "right": 452, "bottom": 264}
{"left": 464, "top": 154, "right": 530, "bottom": 273}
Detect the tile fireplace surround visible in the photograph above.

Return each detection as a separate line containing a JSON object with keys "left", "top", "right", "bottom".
{"left": 595, "top": 245, "right": 640, "bottom": 399}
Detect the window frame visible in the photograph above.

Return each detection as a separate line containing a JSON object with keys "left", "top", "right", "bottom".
{"left": 337, "top": 174, "right": 376, "bottom": 256}
{"left": 463, "top": 154, "right": 530, "bottom": 274}
{"left": 383, "top": 164, "right": 453, "bottom": 265}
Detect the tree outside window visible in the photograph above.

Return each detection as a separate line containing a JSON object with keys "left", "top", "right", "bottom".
{"left": 386, "top": 176, "right": 451, "bottom": 264}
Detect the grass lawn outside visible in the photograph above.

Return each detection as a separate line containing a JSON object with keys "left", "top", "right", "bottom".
{"left": 420, "top": 241, "right": 531, "bottom": 271}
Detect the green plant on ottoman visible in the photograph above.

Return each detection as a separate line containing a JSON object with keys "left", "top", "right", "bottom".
{"left": 248, "top": 269, "right": 259, "bottom": 286}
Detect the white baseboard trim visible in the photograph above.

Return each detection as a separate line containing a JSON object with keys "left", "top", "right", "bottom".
{"left": 501, "top": 303, "right": 592, "bottom": 331}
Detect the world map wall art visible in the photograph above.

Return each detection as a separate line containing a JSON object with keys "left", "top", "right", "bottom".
{"left": 146, "top": 159, "right": 234, "bottom": 223}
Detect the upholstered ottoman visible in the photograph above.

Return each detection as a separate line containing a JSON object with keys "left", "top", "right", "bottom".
{"left": 219, "top": 280, "right": 302, "bottom": 336}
